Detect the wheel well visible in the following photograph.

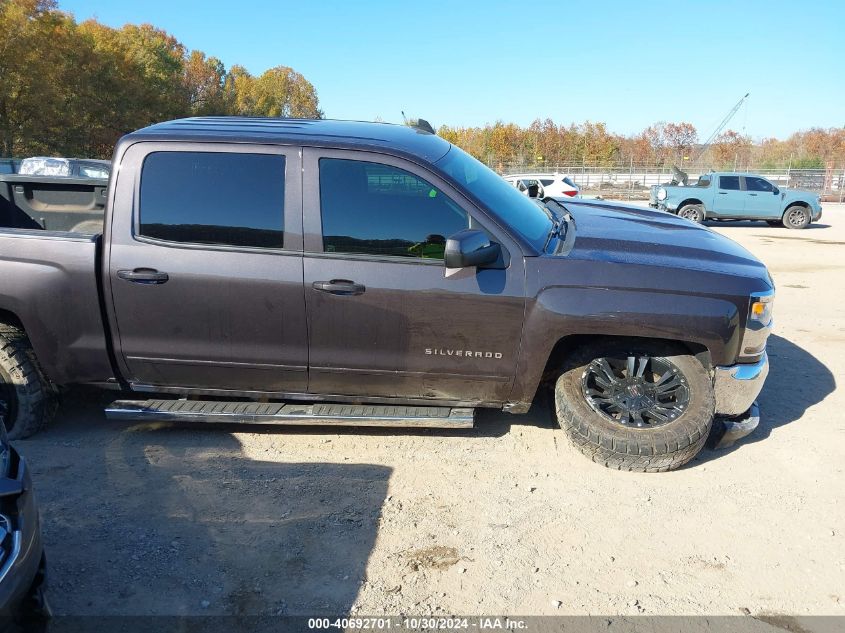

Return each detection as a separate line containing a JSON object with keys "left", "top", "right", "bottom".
{"left": 540, "top": 334, "right": 712, "bottom": 384}
{"left": 677, "top": 198, "right": 703, "bottom": 210}
{"left": 0, "top": 309, "right": 24, "bottom": 332}
{"left": 784, "top": 201, "right": 809, "bottom": 210}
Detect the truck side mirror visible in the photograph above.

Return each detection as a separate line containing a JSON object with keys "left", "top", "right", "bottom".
{"left": 444, "top": 229, "right": 501, "bottom": 269}
{"left": 772, "top": 187, "right": 780, "bottom": 195}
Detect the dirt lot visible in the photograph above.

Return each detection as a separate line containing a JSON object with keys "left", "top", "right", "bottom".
{"left": 16, "top": 204, "right": 845, "bottom": 618}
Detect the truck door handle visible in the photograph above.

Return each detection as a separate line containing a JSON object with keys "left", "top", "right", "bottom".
{"left": 718, "top": 192, "right": 728, "bottom": 195}
{"left": 312, "top": 279, "right": 365, "bottom": 295}
{"left": 117, "top": 268, "right": 169, "bottom": 285}
{"left": 749, "top": 193, "right": 758, "bottom": 196}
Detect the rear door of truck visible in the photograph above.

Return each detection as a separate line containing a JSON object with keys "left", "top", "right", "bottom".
{"left": 104, "top": 142, "right": 308, "bottom": 394}
{"left": 712, "top": 174, "right": 745, "bottom": 216}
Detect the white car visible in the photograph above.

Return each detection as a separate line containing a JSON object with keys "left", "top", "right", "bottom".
{"left": 503, "top": 173, "right": 580, "bottom": 198}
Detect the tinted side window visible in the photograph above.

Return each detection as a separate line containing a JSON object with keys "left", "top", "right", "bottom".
{"left": 539, "top": 179, "right": 554, "bottom": 186}
{"left": 319, "top": 159, "right": 468, "bottom": 259}
{"left": 745, "top": 177, "right": 773, "bottom": 192}
{"left": 719, "top": 176, "right": 741, "bottom": 190}
{"left": 139, "top": 152, "right": 285, "bottom": 248}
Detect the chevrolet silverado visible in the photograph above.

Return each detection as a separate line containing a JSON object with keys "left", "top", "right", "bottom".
{"left": 0, "top": 117, "right": 773, "bottom": 472}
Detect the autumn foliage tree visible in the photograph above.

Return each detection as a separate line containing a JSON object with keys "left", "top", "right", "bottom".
{"left": 710, "top": 130, "right": 753, "bottom": 168}
{"left": 439, "top": 119, "right": 844, "bottom": 171}
{"left": 0, "top": 0, "right": 322, "bottom": 158}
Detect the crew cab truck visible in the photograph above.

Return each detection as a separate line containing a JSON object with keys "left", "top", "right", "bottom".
{"left": 652, "top": 171, "right": 822, "bottom": 228}
{"left": 0, "top": 118, "right": 774, "bottom": 472}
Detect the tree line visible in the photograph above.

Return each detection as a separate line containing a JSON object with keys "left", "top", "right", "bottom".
{"left": 3, "top": 0, "right": 843, "bottom": 170}
{"left": 439, "top": 120, "right": 845, "bottom": 171}
{"left": 0, "top": 0, "right": 322, "bottom": 158}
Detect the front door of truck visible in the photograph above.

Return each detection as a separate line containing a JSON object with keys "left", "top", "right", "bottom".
{"left": 301, "top": 149, "right": 526, "bottom": 405}
{"left": 712, "top": 175, "right": 745, "bottom": 216}
{"left": 743, "top": 176, "right": 779, "bottom": 218}
{"left": 105, "top": 143, "right": 308, "bottom": 394}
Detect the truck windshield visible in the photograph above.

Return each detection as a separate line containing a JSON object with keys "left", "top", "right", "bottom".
{"left": 435, "top": 146, "right": 553, "bottom": 249}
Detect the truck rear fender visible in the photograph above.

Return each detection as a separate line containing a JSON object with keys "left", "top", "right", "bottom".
{"left": 0, "top": 232, "right": 114, "bottom": 385}
{"left": 507, "top": 286, "right": 741, "bottom": 408}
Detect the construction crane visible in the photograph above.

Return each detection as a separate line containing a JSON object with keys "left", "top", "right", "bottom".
{"left": 671, "top": 93, "right": 749, "bottom": 185}
{"left": 693, "top": 92, "right": 750, "bottom": 163}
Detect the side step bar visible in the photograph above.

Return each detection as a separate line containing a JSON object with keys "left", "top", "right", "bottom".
{"left": 105, "top": 399, "right": 475, "bottom": 429}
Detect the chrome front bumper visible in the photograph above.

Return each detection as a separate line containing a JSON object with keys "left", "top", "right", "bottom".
{"left": 714, "top": 352, "right": 769, "bottom": 417}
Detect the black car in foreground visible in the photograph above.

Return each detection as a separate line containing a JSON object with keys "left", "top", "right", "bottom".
{"left": 0, "top": 403, "right": 47, "bottom": 628}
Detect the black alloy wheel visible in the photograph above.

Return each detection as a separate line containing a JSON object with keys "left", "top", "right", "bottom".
{"left": 581, "top": 355, "right": 690, "bottom": 428}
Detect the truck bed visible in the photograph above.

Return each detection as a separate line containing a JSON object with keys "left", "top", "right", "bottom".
{"left": 0, "top": 174, "right": 107, "bottom": 233}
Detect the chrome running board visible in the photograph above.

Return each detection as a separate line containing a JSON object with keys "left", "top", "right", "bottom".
{"left": 105, "top": 399, "right": 475, "bottom": 429}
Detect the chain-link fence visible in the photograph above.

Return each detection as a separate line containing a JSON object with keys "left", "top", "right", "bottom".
{"left": 492, "top": 162, "right": 845, "bottom": 202}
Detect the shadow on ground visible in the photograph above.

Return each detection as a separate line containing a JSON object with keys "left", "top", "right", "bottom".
{"left": 21, "top": 388, "right": 552, "bottom": 619}
{"left": 18, "top": 394, "right": 391, "bottom": 618}
{"left": 702, "top": 220, "right": 831, "bottom": 230}
{"left": 701, "top": 333, "right": 835, "bottom": 461}
{"left": 754, "top": 333, "right": 836, "bottom": 437}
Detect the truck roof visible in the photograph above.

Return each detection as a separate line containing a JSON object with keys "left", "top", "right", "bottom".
{"left": 121, "top": 117, "right": 453, "bottom": 164}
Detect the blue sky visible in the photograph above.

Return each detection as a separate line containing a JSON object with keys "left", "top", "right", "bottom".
{"left": 60, "top": 0, "right": 843, "bottom": 140}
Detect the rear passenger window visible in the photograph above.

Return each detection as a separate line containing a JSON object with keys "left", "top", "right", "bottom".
{"left": 319, "top": 159, "right": 468, "bottom": 259}
{"left": 719, "top": 176, "right": 741, "bottom": 190}
{"left": 139, "top": 152, "right": 285, "bottom": 248}
{"left": 539, "top": 179, "right": 554, "bottom": 186}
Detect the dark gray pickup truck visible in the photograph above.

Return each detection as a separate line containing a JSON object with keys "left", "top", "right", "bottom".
{"left": 0, "top": 117, "right": 773, "bottom": 472}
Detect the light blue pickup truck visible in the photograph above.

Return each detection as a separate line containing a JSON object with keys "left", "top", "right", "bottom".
{"left": 650, "top": 171, "right": 822, "bottom": 229}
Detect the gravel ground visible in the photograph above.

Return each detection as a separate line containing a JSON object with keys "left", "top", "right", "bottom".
{"left": 15, "top": 203, "right": 845, "bottom": 618}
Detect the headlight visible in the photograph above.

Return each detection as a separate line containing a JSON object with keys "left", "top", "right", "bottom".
{"left": 749, "top": 292, "right": 774, "bottom": 324}
{"left": 739, "top": 290, "right": 774, "bottom": 359}
{"left": 657, "top": 187, "right": 667, "bottom": 201}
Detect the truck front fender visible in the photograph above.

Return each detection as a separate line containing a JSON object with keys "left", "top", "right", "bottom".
{"left": 507, "top": 285, "right": 742, "bottom": 409}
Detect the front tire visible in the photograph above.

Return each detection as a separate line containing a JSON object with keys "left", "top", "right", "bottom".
{"left": 677, "top": 204, "right": 705, "bottom": 223}
{"left": 783, "top": 206, "right": 811, "bottom": 229}
{"left": 0, "top": 324, "right": 56, "bottom": 439}
{"left": 554, "top": 340, "right": 715, "bottom": 472}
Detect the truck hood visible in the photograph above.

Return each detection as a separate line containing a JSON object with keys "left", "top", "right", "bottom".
{"left": 559, "top": 200, "right": 771, "bottom": 280}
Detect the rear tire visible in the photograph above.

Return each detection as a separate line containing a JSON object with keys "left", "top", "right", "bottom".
{"left": 554, "top": 340, "right": 715, "bottom": 472}
{"left": 677, "top": 204, "right": 705, "bottom": 223}
{"left": 0, "top": 324, "right": 56, "bottom": 439}
{"left": 783, "top": 206, "right": 810, "bottom": 229}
